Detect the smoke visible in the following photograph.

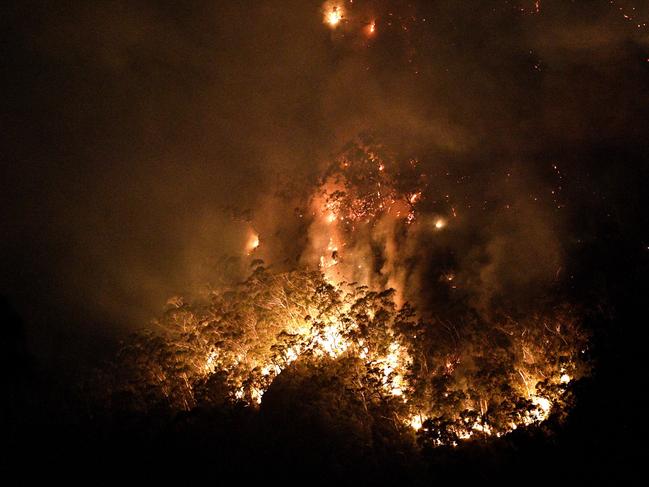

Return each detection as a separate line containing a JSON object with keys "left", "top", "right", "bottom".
{"left": 2, "top": 0, "right": 648, "bottom": 360}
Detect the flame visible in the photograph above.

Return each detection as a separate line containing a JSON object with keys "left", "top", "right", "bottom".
{"left": 324, "top": 5, "right": 343, "bottom": 27}
{"left": 528, "top": 395, "right": 552, "bottom": 422}
{"left": 203, "top": 350, "right": 218, "bottom": 374}
{"left": 375, "top": 341, "right": 410, "bottom": 396}
{"left": 409, "top": 414, "right": 426, "bottom": 431}
{"left": 314, "top": 324, "right": 348, "bottom": 358}
{"left": 246, "top": 230, "right": 260, "bottom": 254}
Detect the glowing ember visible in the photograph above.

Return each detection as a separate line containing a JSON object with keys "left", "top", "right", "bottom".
{"left": 434, "top": 218, "right": 446, "bottom": 229}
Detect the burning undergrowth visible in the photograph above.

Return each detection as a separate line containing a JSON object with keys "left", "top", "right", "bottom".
{"left": 94, "top": 137, "right": 591, "bottom": 449}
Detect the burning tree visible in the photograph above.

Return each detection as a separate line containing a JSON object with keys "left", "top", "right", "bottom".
{"left": 98, "top": 264, "right": 588, "bottom": 447}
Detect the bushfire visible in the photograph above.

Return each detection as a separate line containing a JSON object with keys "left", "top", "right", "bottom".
{"left": 104, "top": 139, "right": 590, "bottom": 448}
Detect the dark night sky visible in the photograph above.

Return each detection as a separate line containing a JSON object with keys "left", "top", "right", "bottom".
{"left": 2, "top": 0, "right": 649, "bottom": 370}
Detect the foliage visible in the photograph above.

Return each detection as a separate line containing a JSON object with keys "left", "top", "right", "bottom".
{"left": 94, "top": 262, "right": 589, "bottom": 449}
